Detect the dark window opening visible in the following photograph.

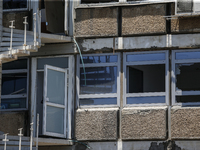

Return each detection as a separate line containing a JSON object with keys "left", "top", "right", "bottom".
{"left": 176, "top": 95, "right": 200, "bottom": 103}
{"left": 127, "top": 64, "right": 165, "bottom": 93}
{"left": 3, "top": 0, "right": 27, "bottom": 10}
{"left": 81, "top": 0, "right": 118, "bottom": 4}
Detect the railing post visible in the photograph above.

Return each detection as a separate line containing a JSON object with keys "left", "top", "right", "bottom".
{"left": 9, "top": 20, "right": 15, "bottom": 53}
{"left": 2, "top": 133, "right": 9, "bottom": 150}
{"left": 36, "top": 114, "right": 39, "bottom": 150}
{"left": 30, "top": 121, "right": 34, "bottom": 150}
{"left": 37, "top": 9, "right": 41, "bottom": 45}
{"left": 18, "top": 128, "right": 23, "bottom": 150}
{"left": 23, "top": 16, "right": 28, "bottom": 49}
{"left": 33, "top": 13, "right": 37, "bottom": 47}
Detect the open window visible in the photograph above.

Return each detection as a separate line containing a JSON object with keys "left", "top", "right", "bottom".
{"left": 172, "top": 50, "right": 200, "bottom": 105}
{"left": 32, "top": 56, "right": 73, "bottom": 139}
{"left": 1, "top": 59, "right": 28, "bottom": 110}
{"left": 123, "top": 51, "right": 169, "bottom": 106}
{"left": 77, "top": 53, "right": 120, "bottom": 107}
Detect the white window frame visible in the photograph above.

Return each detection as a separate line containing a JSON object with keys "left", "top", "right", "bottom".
{"left": 1, "top": 58, "right": 29, "bottom": 111}
{"left": 3, "top": 0, "right": 29, "bottom": 12}
{"left": 123, "top": 51, "right": 169, "bottom": 107}
{"left": 172, "top": 49, "right": 200, "bottom": 106}
{"left": 76, "top": 53, "right": 121, "bottom": 108}
{"left": 31, "top": 55, "right": 74, "bottom": 139}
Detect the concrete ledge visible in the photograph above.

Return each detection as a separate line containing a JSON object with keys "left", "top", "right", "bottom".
{"left": 171, "top": 107, "right": 200, "bottom": 139}
{"left": 75, "top": 108, "right": 118, "bottom": 141}
{"left": 121, "top": 107, "right": 167, "bottom": 140}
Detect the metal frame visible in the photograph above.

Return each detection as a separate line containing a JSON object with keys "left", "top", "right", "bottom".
{"left": 123, "top": 51, "right": 169, "bottom": 107}
{"left": 172, "top": 49, "right": 200, "bottom": 106}
{"left": 76, "top": 53, "right": 121, "bottom": 108}
{"left": 31, "top": 55, "right": 74, "bottom": 139}
{"left": 1, "top": 58, "right": 29, "bottom": 111}
{"left": 43, "top": 65, "right": 67, "bottom": 138}
{"left": 3, "top": 0, "right": 29, "bottom": 12}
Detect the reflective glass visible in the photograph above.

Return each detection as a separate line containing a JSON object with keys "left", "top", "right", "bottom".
{"left": 81, "top": 55, "right": 117, "bottom": 64}
{"left": 2, "top": 73, "right": 27, "bottom": 95}
{"left": 80, "top": 98, "right": 117, "bottom": 106}
{"left": 47, "top": 69, "right": 65, "bottom": 105}
{"left": 2, "top": 59, "right": 27, "bottom": 70}
{"left": 37, "top": 57, "right": 68, "bottom": 69}
{"left": 127, "top": 53, "right": 165, "bottom": 62}
{"left": 1, "top": 98, "right": 26, "bottom": 109}
{"left": 80, "top": 66, "right": 117, "bottom": 94}
{"left": 46, "top": 106, "right": 64, "bottom": 134}
{"left": 176, "top": 51, "right": 200, "bottom": 60}
{"left": 127, "top": 96, "right": 165, "bottom": 104}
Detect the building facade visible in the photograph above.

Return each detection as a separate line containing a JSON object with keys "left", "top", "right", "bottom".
{"left": 1, "top": 0, "right": 200, "bottom": 150}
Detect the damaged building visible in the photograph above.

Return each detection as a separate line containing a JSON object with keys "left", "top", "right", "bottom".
{"left": 1, "top": 0, "right": 200, "bottom": 150}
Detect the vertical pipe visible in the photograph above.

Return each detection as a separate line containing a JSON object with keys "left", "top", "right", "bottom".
{"left": 18, "top": 128, "right": 23, "bottom": 150}
{"left": 36, "top": 114, "right": 39, "bottom": 150}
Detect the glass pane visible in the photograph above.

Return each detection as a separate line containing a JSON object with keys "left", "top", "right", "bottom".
{"left": 127, "top": 64, "right": 165, "bottom": 93}
{"left": 81, "top": 55, "right": 117, "bottom": 64}
{"left": 2, "top": 73, "right": 27, "bottom": 95}
{"left": 127, "top": 96, "right": 165, "bottom": 104}
{"left": 80, "top": 98, "right": 117, "bottom": 106}
{"left": 46, "top": 106, "right": 64, "bottom": 134}
{"left": 2, "top": 59, "right": 27, "bottom": 70}
{"left": 37, "top": 57, "right": 68, "bottom": 70}
{"left": 127, "top": 53, "right": 165, "bottom": 62}
{"left": 80, "top": 66, "right": 117, "bottom": 94}
{"left": 176, "top": 95, "right": 200, "bottom": 103}
{"left": 176, "top": 51, "right": 200, "bottom": 60}
{"left": 81, "top": 0, "right": 118, "bottom": 4}
{"left": 47, "top": 69, "right": 65, "bottom": 105}
{"left": 3, "top": 0, "right": 27, "bottom": 10}
{"left": 177, "top": 0, "right": 193, "bottom": 13}
{"left": 1, "top": 98, "right": 26, "bottom": 109}
{"left": 176, "top": 63, "right": 200, "bottom": 91}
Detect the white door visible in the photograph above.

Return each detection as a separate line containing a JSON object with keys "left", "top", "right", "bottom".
{"left": 43, "top": 65, "right": 67, "bottom": 138}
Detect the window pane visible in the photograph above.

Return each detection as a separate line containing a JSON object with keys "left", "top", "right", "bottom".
{"left": 2, "top": 59, "right": 27, "bottom": 70}
{"left": 127, "top": 53, "right": 165, "bottom": 62}
{"left": 46, "top": 106, "right": 64, "bottom": 134}
{"left": 176, "top": 51, "right": 200, "bottom": 60}
{"left": 176, "top": 63, "right": 200, "bottom": 91}
{"left": 47, "top": 69, "right": 65, "bottom": 105}
{"left": 80, "top": 66, "right": 117, "bottom": 94}
{"left": 176, "top": 95, "right": 200, "bottom": 103}
{"left": 177, "top": 0, "right": 193, "bottom": 13}
{"left": 3, "top": 0, "right": 27, "bottom": 10}
{"left": 80, "top": 98, "right": 117, "bottom": 106}
{"left": 81, "top": 55, "right": 117, "bottom": 64}
{"left": 37, "top": 57, "right": 68, "bottom": 70}
{"left": 127, "top": 64, "right": 165, "bottom": 93}
{"left": 1, "top": 98, "right": 26, "bottom": 109}
{"left": 2, "top": 73, "right": 27, "bottom": 95}
{"left": 81, "top": 0, "right": 118, "bottom": 3}
{"left": 127, "top": 96, "right": 165, "bottom": 104}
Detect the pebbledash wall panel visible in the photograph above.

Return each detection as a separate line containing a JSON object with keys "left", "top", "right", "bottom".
{"left": 122, "top": 4, "right": 166, "bottom": 36}
{"left": 75, "top": 7, "right": 118, "bottom": 37}
{"left": 75, "top": 108, "right": 118, "bottom": 141}
{"left": 121, "top": 107, "right": 167, "bottom": 140}
{"left": 171, "top": 107, "right": 200, "bottom": 139}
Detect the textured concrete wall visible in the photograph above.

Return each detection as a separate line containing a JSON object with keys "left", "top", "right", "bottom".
{"left": 0, "top": 112, "right": 27, "bottom": 135}
{"left": 122, "top": 4, "right": 166, "bottom": 36}
{"left": 171, "top": 107, "right": 200, "bottom": 139}
{"left": 75, "top": 108, "right": 118, "bottom": 141}
{"left": 171, "top": 4, "right": 200, "bottom": 33}
{"left": 3, "top": 11, "right": 31, "bottom": 30}
{"left": 75, "top": 7, "right": 118, "bottom": 37}
{"left": 121, "top": 107, "right": 167, "bottom": 140}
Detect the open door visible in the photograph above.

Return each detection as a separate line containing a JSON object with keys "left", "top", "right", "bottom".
{"left": 43, "top": 65, "right": 67, "bottom": 138}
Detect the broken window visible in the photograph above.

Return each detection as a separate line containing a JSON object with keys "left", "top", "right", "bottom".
{"left": 124, "top": 51, "right": 169, "bottom": 105}
{"left": 172, "top": 50, "right": 200, "bottom": 104}
{"left": 3, "top": 0, "right": 28, "bottom": 10}
{"left": 1, "top": 59, "right": 28, "bottom": 110}
{"left": 77, "top": 53, "right": 120, "bottom": 107}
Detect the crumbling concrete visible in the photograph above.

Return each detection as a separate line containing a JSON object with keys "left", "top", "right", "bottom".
{"left": 0, "top": 112, "right": 27, "bottom": 135}
{"left": 171, "top": 107, "right": 200, "bottom": 139}
{"left": 75, "top": 108, "right": 118, "bottom": 141}
{"left": 122, "top": 4, "right": 166, "bottom": 36}
{"left": 75, "top": 7, "right": 118, "bottom": 37}
{"left": 121, "top": 107, "right": 167, "bottom": 140}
